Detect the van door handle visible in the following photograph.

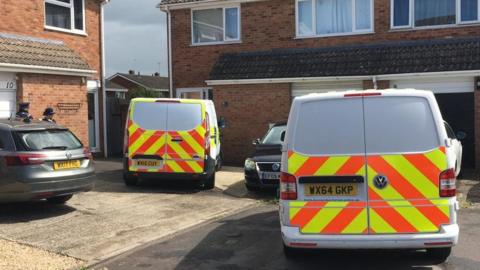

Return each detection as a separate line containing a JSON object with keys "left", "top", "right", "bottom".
{"left": 171, "top": 137, "right": 183, "bottom": 142}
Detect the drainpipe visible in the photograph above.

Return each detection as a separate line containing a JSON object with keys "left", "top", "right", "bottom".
{"left": 101, "top": 0, "right": 110, "bottom": 157}
{"left": 372, "top": 76, "right": 378, "bottom": 90}
{"left": 166, "top": 7, "right": 173, "bottom": 98}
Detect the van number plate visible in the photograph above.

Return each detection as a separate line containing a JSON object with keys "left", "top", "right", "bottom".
{"left": 135, "top": 159, "right": 162, "bottom": 167}
{"left": 304, "top": 184, "right": 357, "bottom": 197}
{"left": 53, "top": 160, "right": 81, "bottom": 170}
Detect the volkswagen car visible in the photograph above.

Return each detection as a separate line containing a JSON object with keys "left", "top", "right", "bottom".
{"left": 244, "top": 122, "right": 286, "bottom": 191}
{"left": 0, "top": 120, "right": 95, "bottom": 204}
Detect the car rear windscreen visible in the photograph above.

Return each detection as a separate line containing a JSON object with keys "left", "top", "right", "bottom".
{"left": 293, "top": 98, "right": 365, "bottom": 155}
{"left": 14, "top": 129, "right": 83, "bottom": 151}
{"left": 364, "top": 96, "right": 439, "bottom": 153}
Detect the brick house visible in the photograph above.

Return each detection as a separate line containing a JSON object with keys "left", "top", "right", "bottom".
{"left": 160, "top": 0, "right": 480, "bottom": 168}
{"left": 0, "top": 0, "right": 109, "bottom": 154}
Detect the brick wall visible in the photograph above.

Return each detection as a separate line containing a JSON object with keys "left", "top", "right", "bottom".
{"left": 171, "top": 0, "right": 480, "bottom": 90}
{"left": 17, "top": 74, "right": 89, "bottom": 146}
{"left": 363, "top": 80, "right": 391, "bottom": 90}
{"left": 213, "top": 83, "right": 291, "bottom": 164}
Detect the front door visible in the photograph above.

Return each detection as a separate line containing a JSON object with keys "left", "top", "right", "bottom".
{"left": 87, "top": 81, "right": 100, "bottom": 152}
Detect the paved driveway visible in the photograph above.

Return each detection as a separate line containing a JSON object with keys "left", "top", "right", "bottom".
{"left": 0, "top": 159, "right": 256, "bottom": 267}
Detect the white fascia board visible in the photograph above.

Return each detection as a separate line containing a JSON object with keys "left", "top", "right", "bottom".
{"left": 106, "top": 88, "right": 128, "bottom": 92}
{"left": 206, "top": 70, "right": 480, "bottom": 85}
{"left": 160, "top": 0, "right": 265, "bottom": 11}
{"left": 0, "top": 63, "right": 96, "bottom": 77}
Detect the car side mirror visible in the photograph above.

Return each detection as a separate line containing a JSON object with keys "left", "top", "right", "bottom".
{"left": 252, "top": 138, "right": 261, "bottom": 145}
{"left": 456, "top": 131, "right": 467, "bottom": 140}
{"left": 280, "top": 131, "right": 286, "bottom": 142}
{"left": 218, "top": 117, "right": 226, "bottom": 129}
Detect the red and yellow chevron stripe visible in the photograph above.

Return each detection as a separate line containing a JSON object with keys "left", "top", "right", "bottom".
{"left": 287, "top": 147, "right": 451, "bottom": 235}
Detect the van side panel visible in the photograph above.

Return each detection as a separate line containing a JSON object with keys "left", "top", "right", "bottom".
{"left": 288, "top": 152, "right": 368, "bottom": 235}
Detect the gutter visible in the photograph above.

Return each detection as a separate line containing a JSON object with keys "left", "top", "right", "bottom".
{"left": 101, "top": 0, "right": 110, "bottom": 157}
{"left": 159, "top": 0, "right": 265, "bottom": 11}
{"left": 0, "top": 63, "right": 96, "bottom": 77}
{"left": 205, "top": 70, "right": 480, "bottom": 86}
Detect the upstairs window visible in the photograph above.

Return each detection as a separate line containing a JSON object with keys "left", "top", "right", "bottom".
{"left": 192, "top": 6, "right": 240, "bottom": 45}
{"left": 296, "top": 0, "right": 374, "bottom": 37}
{"left": 45, "top": 0, "right": 85, "bottom": 33}
{"left": 392, "top": 0, "right": 480, "bottom": 28}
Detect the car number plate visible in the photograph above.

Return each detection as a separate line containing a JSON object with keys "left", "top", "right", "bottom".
{"left": 53, "top": 160, "right": 81, "bottom": 170}
{"left": 135, "top": 159, "right": 162, "bottom": 167}
{"left": 260, "top": 172, "right": 280, "bottom": 180}
{"left": 304, "top": 183, "right": 357, "bottom": 196}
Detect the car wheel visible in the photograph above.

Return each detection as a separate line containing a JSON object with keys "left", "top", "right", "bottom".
{"left": 46, "top": 194, "right": 73, "bottom": 204}
{"left": 283, "top": 244, "right": 300, "bottom": 259}
{"left": 199, "top": 173, "right": 215, "bottom": 190}
{"left": 123, "top": 172, "right": 139, "bottom": 186}
{"left": 245, "top": 183, "right": 259, "bottom": 192}
{"left": 426, "top": 247, "right": 451, "bottom": 263}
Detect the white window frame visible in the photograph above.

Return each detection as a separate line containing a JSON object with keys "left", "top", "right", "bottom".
{"left": 191, "top": 5, "right": 241, "bottom": 46}
{"left": 390, "top": 0, "right": 480, "bottom": 30}
{"left": 295, "top": 0, "right": 375, "bottom": 38}
{"left": 44, "top": 0, "right": 86, "bottom": 35}
{"left": 176, "top": 87, "right": 211, "bottom": 99}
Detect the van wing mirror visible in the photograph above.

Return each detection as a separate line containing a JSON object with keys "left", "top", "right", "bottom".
{"left": 218, "top": 117, "right": 226, "bottom": 129}
{"left": 280, "top": 131, "right": 286, "bottom": 142}
{"left": 252, "top": 138, "right": 261, "bottom": 145}
{"left": 456, "top": 131, "right": 467, "bottom": 140}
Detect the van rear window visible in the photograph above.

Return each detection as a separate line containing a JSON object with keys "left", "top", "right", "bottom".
{"left": 293, "top": 98, "right": 365, "bottom": 155}
{"left": 166, "top": 103, "right": 202, "bottom": 131}
{"left": 364, "top": 96, "right": 439, "bottom": 154}
{"left": 132, "top": 102, "right": 168, "bottom": 130}
{"left": 132, "top": 102, "right": 202, "bottom": 131}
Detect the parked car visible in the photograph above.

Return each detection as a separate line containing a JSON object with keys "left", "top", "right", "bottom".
{"left": 280, "top": 90, "right": 459, "bottom": 262}
{"left": 123, "top": 98, "right": 219, "bottom": 189}
{"left": 0, "top": 120, "right": 95, "bottom": 204}
{"left": 244, "top": 122, "right": 286, "bottom": 191}
{"left": 444, "top": 121, "right": 463, "bottom": 177}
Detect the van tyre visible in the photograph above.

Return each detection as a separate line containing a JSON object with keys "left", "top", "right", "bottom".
{"left": 200, "top": 173, "right": 216, "bottom": 190}
{"left": 426, "top": 247, "right": 451, "bottom": 263}
{"left": 123, "top": 173, "right": 139, "bottom": 186}
{"left": 245, "top": 184, "right": 259, "bottom": 192}
{"left": 46, "top": 194, "right": 73, "bottom": 204}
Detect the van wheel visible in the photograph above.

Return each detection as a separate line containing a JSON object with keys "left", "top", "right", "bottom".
{"left": 283, "top": 244, "right": 300, "bottom": 259}
{"left": 200, "top": 173, "right": 215, "bottom": 190}
{"left": 123, "top": 172, "right": 139, "bottom": 186}
{"left": 46, "top": 194, "right": 73, "bottom": 204}
{"left": 426, "top": 247, "right": 451, "bottom": 263}
{"left": 245, "top": 184, "right": 259, "bottom": 192}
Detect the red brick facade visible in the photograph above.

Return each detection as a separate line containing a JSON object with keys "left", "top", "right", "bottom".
{"left": 168, "top": 0, "right": 480, "bottom": 166}
{"left": 0, "top": 0, "right": 104, "bottom": 150}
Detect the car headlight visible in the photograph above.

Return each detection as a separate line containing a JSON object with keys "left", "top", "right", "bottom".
{"left": 244, "top": 159, "right": 257, "bottom": 171}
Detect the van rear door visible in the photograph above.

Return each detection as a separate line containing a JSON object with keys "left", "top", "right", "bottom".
{"left": 164, "top": 101, "right": 206, "bottom": 174}
{"left": 363, "top": 94, "right": 451, "bottom": 234}
{"left": 287, "top": 96, "right": 368, "bottom": 235}
{"left": 128, "top": 100, "right": 168, "bottom": 172}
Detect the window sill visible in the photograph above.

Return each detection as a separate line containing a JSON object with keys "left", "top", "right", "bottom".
{"left": 390, "top": 22, "right": 480, "bottom": 32}
{"left": 295, "top": 31, "right": 374, "bottom": 39}
{"left": 44, "top": 26, "right": 87, "bottom": 37}
{"left": 190, "top": 40, "right": 242, "bottom": 47}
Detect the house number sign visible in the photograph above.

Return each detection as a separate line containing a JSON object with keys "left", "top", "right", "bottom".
{"left": 0, "top": 80, "right": 16, "bottom": 90}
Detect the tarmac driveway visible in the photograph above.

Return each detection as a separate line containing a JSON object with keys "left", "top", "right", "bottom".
{"left": 0, "top": 159, "right": 257, "bottom": 267}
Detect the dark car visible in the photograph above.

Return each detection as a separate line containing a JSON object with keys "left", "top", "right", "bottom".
{"left": 0, "top": 120, "right": 95, "bottom": 204}
{"left": 244, "top": 122, "right": 286, "bottom": 190}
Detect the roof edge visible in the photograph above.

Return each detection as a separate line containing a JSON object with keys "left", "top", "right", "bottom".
{"left": 0, "top": 63, "right": 97, "bottom": 77}
{"left": 159, "top": 0, "right": 266, "bottom": 11}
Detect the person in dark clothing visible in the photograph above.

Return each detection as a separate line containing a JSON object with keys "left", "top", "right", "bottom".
{"left": 15, "top": 102, "right": 33, "bottom": 123}
{"left": 42, "top": 107, "right": 56, "bottom": 123}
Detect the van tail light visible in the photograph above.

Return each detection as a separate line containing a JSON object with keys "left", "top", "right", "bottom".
{"left": 4, "top": 153, "right": 47, "bottom": 166}
{"left": 439, "top": 168, "right": 456, "bottom": 197}
{"left": 124, "top": 118, "right": 130, "bottom": 155}
{"left": 205, "top": 112, "right": 211, "bottom": 158}
{"left": 83, "top": 147, "right": 93, "bottom": 160}
{"left": 280, "top": 172, "right": 297, "bottom": 200}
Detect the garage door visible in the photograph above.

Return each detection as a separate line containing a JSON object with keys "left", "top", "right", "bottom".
{"left": 392, "top": 77, "right": 475, "bottom": 168}
{"left": 292, "top": 80, "right": 363, "bottom": 97}
{"left": 0, "top": 72, "right": 16, "bottom": 119}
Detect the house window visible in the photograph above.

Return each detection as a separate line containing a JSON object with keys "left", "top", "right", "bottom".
{"left": 296, "top": 0, "right": 374, "bottom": 37}
{"left": 192, "top": 6, "right": 240, "bottom": 44}
{"left": 45, "top": 0, "right": 85, "bottom": 33}
{"left": 392, "top": 0, "right": 480, "bottom": 28}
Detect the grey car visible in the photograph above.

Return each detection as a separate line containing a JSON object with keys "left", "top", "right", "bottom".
{"left": 0, "top": 120, "right": 95, "bottom": 204}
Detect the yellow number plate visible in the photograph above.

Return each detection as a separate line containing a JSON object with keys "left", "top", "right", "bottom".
{"left": 53, "top": 160, "right": 81, "bottom": 170}
{"left": 135, "top": 160, "right": 162, "bottom": 167}
{"left": 304, "top": 184, "right": 357, "bottom": 197}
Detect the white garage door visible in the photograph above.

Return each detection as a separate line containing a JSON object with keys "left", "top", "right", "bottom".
{"left": 0, "top": 72, "right": 17, "bottom": 119}
{"left": 391, "top": 77, "right": 474, "bottom": 93}
{"left": 292, "top": 80, "right": 363, "bottom": 97}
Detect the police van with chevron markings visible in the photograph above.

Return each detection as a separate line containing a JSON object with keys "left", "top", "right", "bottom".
{"left": 123, "top": 98, "right": 220, "bottom": 190}
{"left": 279, "top": 89, "right": 459, "bottom": 262}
